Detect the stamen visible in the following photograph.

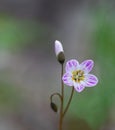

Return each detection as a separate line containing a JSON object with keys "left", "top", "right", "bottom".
{"left": 72, "top": 70, "right": 84, "bottom": 83}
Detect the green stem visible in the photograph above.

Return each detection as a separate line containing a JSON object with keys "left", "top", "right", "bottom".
{"left": 50, "top": 93, "right": 62, "bottom": 102}
{"left": 59, "top": 64, "right": 64, "bottom": 130}
{"left": 63, "top": 87, "right": 74, "bottom": 117}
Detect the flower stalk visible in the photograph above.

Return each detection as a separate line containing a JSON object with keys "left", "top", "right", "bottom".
{"left": 63, "top": 87, "right": 74, "bottom": 117}
{"left": 59, "top": 64, "right": 64, "bottom": 130}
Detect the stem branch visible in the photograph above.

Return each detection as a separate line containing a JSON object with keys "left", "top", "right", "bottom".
{"left": 50, "top": 93, "right": 62, "bottom": 102}
{"left": 63, "top": 87, "right": 74, "bottom": 117}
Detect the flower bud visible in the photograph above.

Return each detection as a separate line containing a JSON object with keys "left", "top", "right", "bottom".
{"left": 54, "top": 40, "right": 65, "bottom": 64}
{"left": 50, "top": 102, "right": 58, "bottom": 113}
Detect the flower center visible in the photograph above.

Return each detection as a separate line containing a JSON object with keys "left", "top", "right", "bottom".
{"left": 72, "top": 70, "right": 84, "bottom": 83}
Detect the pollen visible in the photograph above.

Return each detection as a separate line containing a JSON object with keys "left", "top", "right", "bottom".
{"left": 72, "top": 70, "right": 84, "bottom": 83}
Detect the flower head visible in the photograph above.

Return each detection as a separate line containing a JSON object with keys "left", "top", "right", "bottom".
{"left": 54, "top": 40, "right": 65, "bottom": 64}
{"left": 62, "top": 59, "right": 98, "bottom": 92}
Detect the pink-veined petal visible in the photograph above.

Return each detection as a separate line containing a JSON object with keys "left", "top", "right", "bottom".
{"left": 85, "top": 74, "right": 98, "bottom": 87}
{"left": 66, "top": 59, "right": 79, "bottom": 72}
{"left": 73, "top": 82, "right": 85, "bottom": 92}
{"left": 62, "top": 73, "right": 73, "bottom": 86}
{"left": 80, "top": 60, "right": 94, "bottom": 73}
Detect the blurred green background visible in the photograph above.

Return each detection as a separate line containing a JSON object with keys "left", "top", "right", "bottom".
{"left": 0, "top": 1, "right": 115, "bottom": 130}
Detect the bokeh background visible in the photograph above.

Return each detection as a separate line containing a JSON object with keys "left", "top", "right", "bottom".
{"left": 0, "top": 0, "right": 115, "bottom": 130}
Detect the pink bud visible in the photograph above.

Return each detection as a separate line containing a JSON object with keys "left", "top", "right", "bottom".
{"left": 55, "top": 40, "right": 64, "bottom": 57}
{"left": 54, "top": 40, "right": 65, "bottom": 64}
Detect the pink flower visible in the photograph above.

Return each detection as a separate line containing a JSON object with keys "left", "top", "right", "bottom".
{"left": 62, "top": 59, "right": 98, "bottom": 92}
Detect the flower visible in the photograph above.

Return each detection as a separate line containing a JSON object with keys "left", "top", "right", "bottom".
{"left": 62, "top": 59, "right": 98, "bottom": 92}
{"left": 54, "top": 40, "right": 65, "bottom": 64}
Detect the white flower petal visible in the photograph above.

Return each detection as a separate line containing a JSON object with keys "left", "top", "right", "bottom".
{"left": 80, "top": 60, "right": 94, "bottom": 73}
{"left": 62, "top": 73, "right": 73, "bottom": 86}
{"left": 66, "top": 59, "right": 79, "bottom": 72}
{"left": 84, "top": 74, "right": 98, "bottom": 87}
{"left": 73, "top": 82, "right": 85, "bottom": 92}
